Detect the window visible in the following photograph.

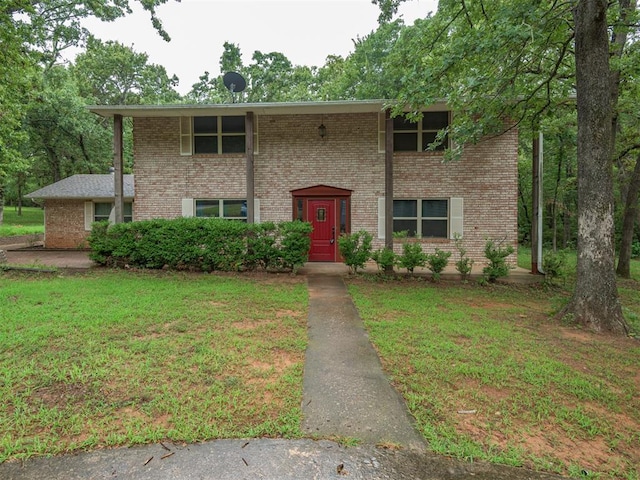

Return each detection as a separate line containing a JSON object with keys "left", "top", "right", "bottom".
{"left": 195, "top": 199, "right": 247, "bottom": 221}
{"left": 93, "top": 202, "right": 132, "bottom": 223}
{"left": 393, "top": 199, "right": 448, "bottom": 238}
{"left": 191, "top": 116, "right": 246, "bottom": 154}
{"left": 86, "top": 202, "right": 133, "bottom": 230}
{"left": 393, "top": 111, "right": 449, "bottom": 152}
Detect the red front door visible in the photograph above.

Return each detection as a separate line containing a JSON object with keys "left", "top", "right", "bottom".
{"left": 308, "top": 199, "right": 336, "bottom": 262}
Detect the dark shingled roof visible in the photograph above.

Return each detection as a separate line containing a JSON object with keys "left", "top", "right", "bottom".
{"left": 26, "top": 174, "right": 134, "bottom": 199}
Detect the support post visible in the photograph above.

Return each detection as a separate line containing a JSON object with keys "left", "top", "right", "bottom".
{"left": 113, "top": 114, "right": 124, "bottom": 224}
{"left": 246, "top": 112, "right": 255, "bottom": 224}
{"left": 384, "top": 110, "right": 394, "bottom": 256}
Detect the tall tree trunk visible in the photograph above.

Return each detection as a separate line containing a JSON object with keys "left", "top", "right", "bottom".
{"left": 560, "top": 0, "right": 628, "bottom": 335}
{"left": 563, "top": 160, "right": 574, "bottom": 249}
{"left": 552, "top": 143, "right": 565, "bottom": 251}
{"left": 616, "top": 153, "right": 640, "bottom": 278}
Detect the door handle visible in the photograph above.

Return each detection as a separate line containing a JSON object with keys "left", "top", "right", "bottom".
{"left": 330, "top": 226, "right": 335, "bottom": 244}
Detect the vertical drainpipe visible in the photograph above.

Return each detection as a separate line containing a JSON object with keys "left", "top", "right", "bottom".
{"left": 113, "top": 114, "right": 124, "bottom": 224}
{"left": 246, "top": 112, "right": 255, "bottom": 224}
{"left": 531, "top": 131, "right": 544, "bottom": 275}
{"left": 537, "top": 131, "right": 545, "bottom": 275}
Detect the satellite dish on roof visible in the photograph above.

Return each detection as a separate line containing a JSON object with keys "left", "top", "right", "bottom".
{"left": 223, "top": 72, "right": 246, "bottom": 103}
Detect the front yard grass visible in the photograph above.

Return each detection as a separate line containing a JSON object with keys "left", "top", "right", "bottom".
{"left": 0, "top": 207, "right": 44, "bottom": 237}
{"left": 347, "top": 276, "right": 640, "bottom": 479}
{"left": 2, "top": 264, "right": 639, "bottom": 479}
{"left": 0, "top": 271, "right": 307, "bottom": 462}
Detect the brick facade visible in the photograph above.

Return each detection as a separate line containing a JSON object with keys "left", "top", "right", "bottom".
{"left": 43, "top": 199, "right": 89, "bottom": 249}
{"left": 132, "top": 112, "right": 518, "bottom": 265}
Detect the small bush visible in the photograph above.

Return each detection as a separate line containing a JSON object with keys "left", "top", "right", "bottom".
{"left": 542, "top": 249, "right": 567, "bottom": 285}
{"left": 453, "top": 233, "right": 474, "bottom": 281}
{"left": 427, "top": 248, "right": 452, "bottom": 282}
{"left": 482, "top": 239, "right": 515, "bottom": 283}
{"left": 371, "top": 247, "right": 396, "bottom": 272}
{"left": 338, "top": 230, "right": 372, "bottom": 274}
{"left": 397, "top": 242, "right": 427, "bottom": 274}
{"left": 632, "top": 241, "right": 640, "bottom": 259}
{"left": 277, "top": 221, "right": 313, "bottom": 273}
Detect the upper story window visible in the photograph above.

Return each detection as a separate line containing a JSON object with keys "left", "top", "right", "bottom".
{"left": 180, "top": 116, "right": 246, "bottom": 155}
{"left": 393, "top": 111, "right": 449, "bottom": 152}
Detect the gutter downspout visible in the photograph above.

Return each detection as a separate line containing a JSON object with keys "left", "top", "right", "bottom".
{"left": 537, "top": 131, "right": 545, "bottom": 275}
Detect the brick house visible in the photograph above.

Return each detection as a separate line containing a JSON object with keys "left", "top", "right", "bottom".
{"left": 29, "top": 100, "right": 518, "bottom": 264}
{"left": 26, "top": 174, "right": 134, "bottom": 249}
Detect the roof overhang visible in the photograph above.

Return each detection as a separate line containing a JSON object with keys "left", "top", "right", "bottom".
{"left": 88, "top": 100, "right": 448, "bottom": 118}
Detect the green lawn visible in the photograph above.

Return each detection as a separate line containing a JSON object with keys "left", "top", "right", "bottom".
{"left": 1, "top": 266, "right": 639, "bottom": 479}
{"left": 0, "top": 207, "right": 44, "bottom": 237}
{"left": 0, "top": 271, "right": 308, "bottom": 461}
{"left": 347, "top": 278, "right": 640, "bottom": 479}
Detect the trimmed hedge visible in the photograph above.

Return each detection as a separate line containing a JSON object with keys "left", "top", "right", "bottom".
{"left": 88, "top": 218, "right": 312, "bottom": 273}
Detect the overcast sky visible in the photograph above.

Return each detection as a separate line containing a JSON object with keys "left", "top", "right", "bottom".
{"left": 75, "top": 0, "right": 438, "bottom": 94}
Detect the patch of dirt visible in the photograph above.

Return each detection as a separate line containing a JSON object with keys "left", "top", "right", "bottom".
{"left": 31, "top": 382, "right": 92, "bottom": 408}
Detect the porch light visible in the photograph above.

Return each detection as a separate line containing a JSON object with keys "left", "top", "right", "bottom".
{"left": 318, "top": 123, "right": 327, "bottom": 139}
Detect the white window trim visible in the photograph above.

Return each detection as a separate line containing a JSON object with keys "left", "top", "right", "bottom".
{"left": 84, "top": 201, "right": 133, "bottom": 231}
{"left": 377, "top": 197, "right": 463, "bottom": 239}
{"left": 181, "top": 198, "right": 261, "bottom": 223}
{"left": 180, "top": 116, "right": 259, "bottom": 156}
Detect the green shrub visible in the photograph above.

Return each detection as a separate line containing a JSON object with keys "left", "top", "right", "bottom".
{"left": 277, "top": 221, "right": 313, "bottom": 273}
{"left": 482, "top": 239, "right": 515, "bottom": 283}
{"left": 426, "top": 248, "right": 452, "bottom": 282}
{"left": 338, "top": 230, "right": 372, "bottom": 274}
{"left": 397, "top": 242, "right": 427, "bottom": 274}
{"left": 245, "top": 222, "right": 279, "bottom": 270}
{"left": 88, "top": 218, "right": 311, "bottom": 273}
{"left": 453, "top": 233, "right": 474, "bottom": 281}
{"left": 632, "top": 241, "right": 640, "bottom": 259}
{"left": 542, "top": 249, "right": 567, "bottom": 285}
{"left": 371, "top": 247, "right": 396, "bottom": 272}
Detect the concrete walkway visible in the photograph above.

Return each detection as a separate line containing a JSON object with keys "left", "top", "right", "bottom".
{"left": 302, "top": 274, "right": 426, "bottom": 449}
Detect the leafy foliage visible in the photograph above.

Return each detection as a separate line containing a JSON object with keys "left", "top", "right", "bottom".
{"left": 482, "top": 239, "right": 515, "bottom": 283}
{"left": 542, "top": 249, "right": 567, "bottom": 285}
{"left": 88, "top": 218, "right": 311, "bottom": 273}
{"left": 426, "top": 248, "right": 452, "bottom": 282}
{"left": 338, "top": 230, "right": 373, "bottom": 274}
{"left": 72, "top": 38, "right": 180, "bottom": 105}
{"left": 453, "top": 233, "right": 474, "bottom": 281}
{"left": 396, "top": 242, "right": 427, "bottom": 274}
{"left": 371, "top": 247, "right": 397, "bottom": 272}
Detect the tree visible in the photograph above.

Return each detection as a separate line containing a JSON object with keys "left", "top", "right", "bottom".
{"left": 375, "top": 0, "right": 633, "bottom": 334}
{"left": 615, "top": 29, "right": 640, "bottom": 278}
{"left": 26, "top": 66, "right": 112, "bottom": 184}
{"left": 73, "top": 38, "right": 179, "bottom": 105}
{"left": 318, "top": 20, "right": 406, "bottom": 100}
{"left": 561, "top": 0, "right": 627, "bottom": 334}
{"left": 0, "top": 0, "right": 177, "bottom": 222}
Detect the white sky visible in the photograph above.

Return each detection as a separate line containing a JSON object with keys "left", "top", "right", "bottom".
{"left": 75, "top": 0, "right": 438, "bottom": 94}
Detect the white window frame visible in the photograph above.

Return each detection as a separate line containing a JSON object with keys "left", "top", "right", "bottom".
{"left": 393, "top": 198, "right": 449, "bottom": 238}
{"left": 180, "top": 116, "right": 259, "bottom": 156}
{"left": 377, "top": 197, "right": 463, "bottom": 240}
{"left": 84, "top": 201, "right": 133, "bottom": 230}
